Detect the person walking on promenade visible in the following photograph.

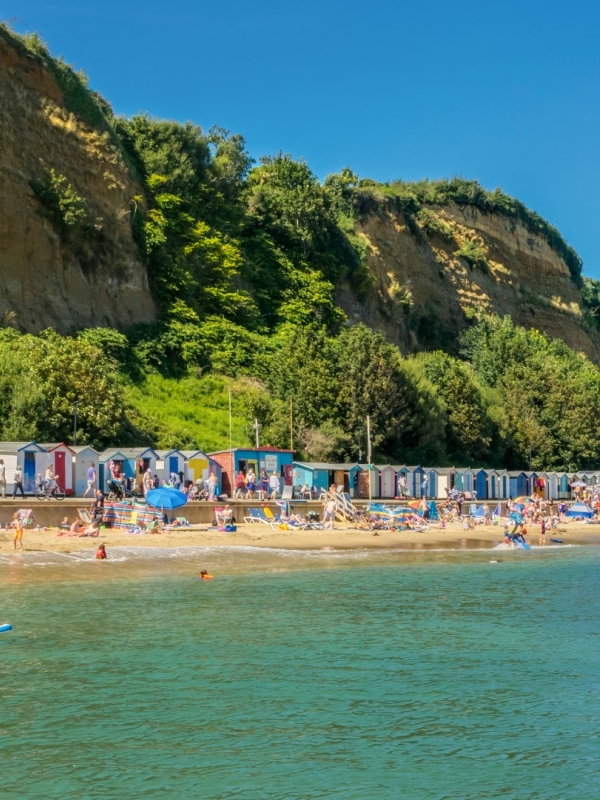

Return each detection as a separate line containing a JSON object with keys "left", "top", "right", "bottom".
{"left": 397, "top": 473, "right": 408, "bottom": 499}
{"left": 0, "top": 459, "right": 6, "bottom": 498}
{"left": 12, "top": 466, "right": 25, "bottom": 499}
{"left": 207, "top": 472, "right": 218, "bottom": 501}
{"left": 143, "top": 468, "right": 154, "bottom": 498}
{"left": 269, "top": 471, "right": 280, "bottom": 500}
{"left": 233, "top": 471, "right": 245, "bottom": 499}
{"left": 83, "top": 462, "right": 96, "bottom": 498}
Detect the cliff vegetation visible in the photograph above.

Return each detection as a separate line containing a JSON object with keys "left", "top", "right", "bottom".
{"left": 3, "top": 22, "right": 600, "bottom": 469}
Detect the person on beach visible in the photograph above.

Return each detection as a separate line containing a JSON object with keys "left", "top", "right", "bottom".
{"left": 12, "top": 512, "right": 24, "bottom": 550}
{"left": 323, "top": 498, "right": 336, "bottom": 529}
{"left": 483, "top": 503, "right": 492, "bottom": 524}
{"left": 95, "top": 544, "right": 107, "bottom": 559}
{"left": 559, "top": 501, "right": 567, "bottom": 524}
{"left": 12, "top": 465, "right": 25, "bottom": 499}
{"left": 539, "top": 518, "right": 547, "bottom": 545}
{"left": 83, "top": 462, "right": 96, "bottom": 498}
{"left": 200, "top": 570, "right": 213, "bottom": 580}
{"left": 91, "top": 489, "right": 104, "bottom": 525}
{"left": 0, "top": 459, "right": 6, "bottom": 498}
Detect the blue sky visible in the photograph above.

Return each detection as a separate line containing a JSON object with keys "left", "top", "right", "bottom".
{"left": 5, "top": 0, "right": 600, "bottom": 276}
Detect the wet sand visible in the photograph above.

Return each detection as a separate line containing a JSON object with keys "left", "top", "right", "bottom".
{"left": 1, "top": 520, "right": 598, "bottom": 555}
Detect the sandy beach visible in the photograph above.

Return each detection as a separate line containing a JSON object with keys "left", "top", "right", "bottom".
{"left": 1, "top": 520, "right": 600, "bottom": 555}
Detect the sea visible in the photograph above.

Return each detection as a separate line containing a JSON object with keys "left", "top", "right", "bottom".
{"left": 0, "top": 543, "right": 599, "bottom": 799}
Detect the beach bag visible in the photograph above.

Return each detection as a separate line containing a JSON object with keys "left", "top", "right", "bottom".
{"left": 223, "top": 524, "right": 236, "bottom": 532}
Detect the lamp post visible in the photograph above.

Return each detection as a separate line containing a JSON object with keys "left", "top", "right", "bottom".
{"left": 73, "top": 401, "right": 79, "bottom": 447}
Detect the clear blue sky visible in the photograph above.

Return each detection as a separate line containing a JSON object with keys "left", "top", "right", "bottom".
{"left": 5, "top": 0, "right": 600, "bottom": 276}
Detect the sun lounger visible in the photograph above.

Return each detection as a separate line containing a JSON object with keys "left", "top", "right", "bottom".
{"left": 243, "top": 507, "right": 279, "bottom": 528}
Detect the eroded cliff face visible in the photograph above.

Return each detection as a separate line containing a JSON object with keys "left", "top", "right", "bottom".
{"left": 337, "top": 202, "right": 600, "bottom": 360}
{"left": 0, "top": 35, "right": 155, "bottom": 332}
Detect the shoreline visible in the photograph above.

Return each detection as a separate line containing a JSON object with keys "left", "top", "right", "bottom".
{"left": 1, "top": 521, "right": 600, "bottom": 557}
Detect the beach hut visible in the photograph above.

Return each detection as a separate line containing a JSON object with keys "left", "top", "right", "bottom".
{"left": 209, "top": 447, "right": 295, "bottom": 496}
{"left": 394, "top": 465, "right": 412, "bottom": 498}
{"left": 71, "top": 445, "right": 100, "bottom": 497}
{"left": 99, "top": 448, "right": 158, "bottom": 492}
{"left": 474, "top": 468, "right": 488, "bottom": 500}
{"left": 544, "top": 472, "right": 558, "bottom": 500}
{"left": 425, "top": 468, "right": 438, "bottom": 500}
{"left": 293, "top": 462, "right": 353, "bottom": 495}
{"left": 411, "top": 466, "right": 425, "bottom": 498}
{"left": 180, "top": 450, "right": 209, "bottom": 484}
{"left": 378, "top": 465, "right": 397, "bottom": 499}
{"left": 460, "top": 468, "right": 475, "bottom": 495}
{"left": 434, "top": 467, "right": 456, "bottom": 499}
{"left": 353, "top": 464, "right": 380, "bottom": 499}
{"left": 556, "top": 472, "right": 570, "bottom": 499}
{"left": 486, "top": 470, "right": 500, "bottom": 500}
{"left": 0, "top": 442, "right": 47, "bottom": 494}
{"left": 155, "top": 449, "right": 187, "bottom": 484}
{"left": 39, "top": 443, "right": 75, "bottom": 495}
{"left": 508, "top": 471, "right": 528, "bottom": 498}
{"left": 496, "top": 470, "right": 510, "bottom": 499}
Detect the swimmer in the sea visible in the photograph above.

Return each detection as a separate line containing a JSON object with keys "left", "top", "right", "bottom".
{"left": 200, "top": 570, "right": 213, "bottom": 580}
{"left": 96, "top": 544, "right": 107, "bottom": 560}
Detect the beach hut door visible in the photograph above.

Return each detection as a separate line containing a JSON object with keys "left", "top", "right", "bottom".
{"left": 55, "top": 450, "right": 66, "bottom": 490}
{"left": 169, "top": 456, "right": 179, "bottom": 476}
{"left": 24, "top": 451, "right": 36, "bottom": 492}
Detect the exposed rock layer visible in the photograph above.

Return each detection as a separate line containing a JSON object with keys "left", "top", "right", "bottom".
{"left": 337, "top": 203, "right": 599, "bottom": 360}
{"left": 0, "top": 35, "right": 155, "bottom": 332}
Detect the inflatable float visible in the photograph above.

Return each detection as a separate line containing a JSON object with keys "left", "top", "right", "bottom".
{"left": 0, "top": 623, "right": 13, "bottom": 634}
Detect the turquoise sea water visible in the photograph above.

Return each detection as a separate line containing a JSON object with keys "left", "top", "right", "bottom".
{"left": 1, "top": 545, "right": 599, "bottom": 799}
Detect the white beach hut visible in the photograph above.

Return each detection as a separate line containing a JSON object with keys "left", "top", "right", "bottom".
{"left": 38, "top": 443, "right": 75, "bottom": 495}
{"left": 0, "top": 441, "right": 47, "bottom": 494}
{"left": 155, "top": 449, "right": 187, "bottom": 484}
{"left": 377, "top": 465, "right": 397, "bottom": 499}
{"left": 72, "top": 445, "right": 100, "bottom": 497}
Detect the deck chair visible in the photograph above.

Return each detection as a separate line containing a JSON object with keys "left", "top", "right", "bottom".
{"left": 243, "top": 507, "right": 277, "bottom": 527}
{"left": 78, "top": 508, "right": 93, "bottom": 524}
{"left": 261, "top": 506, "right": 283, "bottom": 525}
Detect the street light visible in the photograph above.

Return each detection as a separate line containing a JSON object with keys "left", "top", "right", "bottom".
{"left": 73, "top": 401, "right": 79, "bottom": 446}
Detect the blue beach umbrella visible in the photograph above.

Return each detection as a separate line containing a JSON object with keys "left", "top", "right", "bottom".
{"left": 146, "top": 487, "right": 188, "bottom": 510}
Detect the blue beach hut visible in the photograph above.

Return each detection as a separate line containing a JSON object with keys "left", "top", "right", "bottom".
{"left": 474, "top": 468, "right": 488, "bottom": 499}
{"left": 0, "top": 441, "right": 47, "bottom": 494}
{"left": 508, "top": 471, "right": 528, "bottom": 498}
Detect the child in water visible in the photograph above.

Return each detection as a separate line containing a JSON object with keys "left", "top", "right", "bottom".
{"left": 200, "top": 570, "right": 213, "bottom": 580}
{"left": 95, "top": 544, "right": 107, "bottom": 560}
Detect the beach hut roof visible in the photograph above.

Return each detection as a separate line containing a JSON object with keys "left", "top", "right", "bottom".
{"left": 71, "top": 445, "right": 99, "bottom": 454}
{"left": 104, "top": 447, "right": 159, "bottom": 459}
{"left": 179, "top": 449, "right": 207, "bottom": 458}
{"left": 508, "top": 470, "right": 526, "bottom": 477}
{"left": 432, "top": 467, "right": 456, "bottom": 475}
{"left": 210, "top": 446, "right": 294, "bottom": 455}
{"left": 0, "top": 441, "right": 45, "bottom": 452}
{"left": 40, "top": 442, "right": 75, "bottom": 453}
{"left": 154, "top": 449, "right": 186, "bottom": 459}
{"left": 294, "top": 461, "right": 356, "bottom": 470}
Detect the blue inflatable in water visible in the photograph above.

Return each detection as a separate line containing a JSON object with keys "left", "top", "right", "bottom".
{"left": 0, "top": 623, "right": 13, "bottom": 633}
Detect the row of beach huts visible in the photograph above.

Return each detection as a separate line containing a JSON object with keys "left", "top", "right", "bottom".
{"left": 0, "top": 442, "right": 597, "bottom": 500}
{"left": 0, "top": 442, "right": 223, "bottom": 496}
